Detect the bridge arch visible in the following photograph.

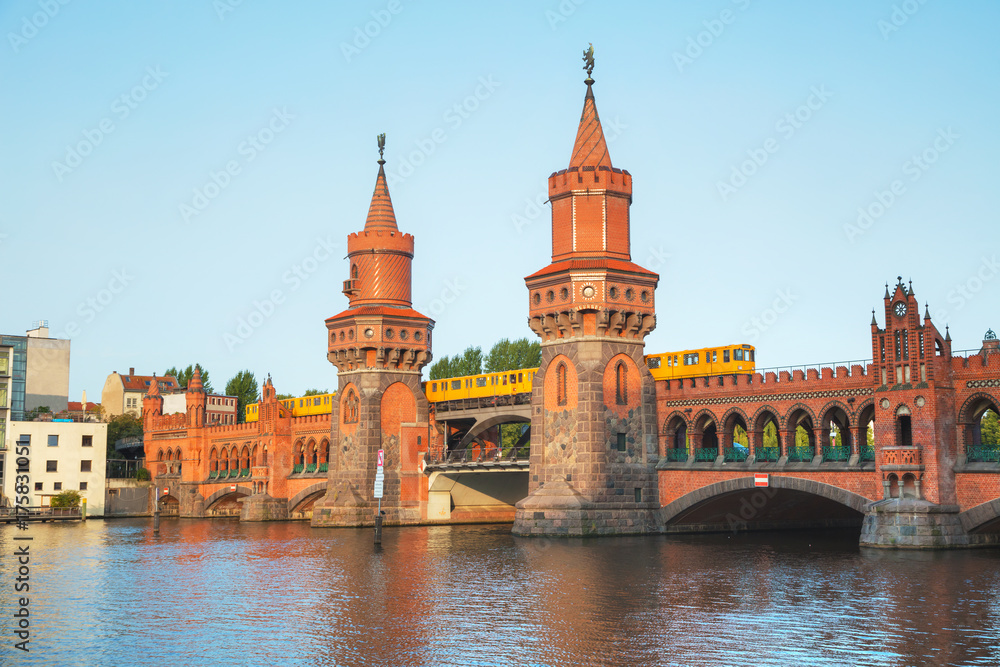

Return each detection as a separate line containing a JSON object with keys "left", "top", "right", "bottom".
{"left": 660, "top": 475, "right": 870, "bottom": 530}
{"left": 204, "top": 485, "right": 252, "bottom": 514}
{"left": 661, "top": 411, "right": 688, "bottom": 453}
{"left": 288, "top": 482, "right": 328, "bottom": 517}
{"left": 458, "top": 413, "right": 530, "bottom": 451}
{"left": 959, "top": 392, "right": 1000, "bottom": 450}
{"left": 960, "top": 498, "right": 1000, "bottom": 534}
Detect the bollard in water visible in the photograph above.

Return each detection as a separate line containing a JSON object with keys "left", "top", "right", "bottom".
{"left": 82, "top": 498, "right": 87, "bottom": 521}
{"left": 374, "top": 513, "right": 383, "bottom": 545}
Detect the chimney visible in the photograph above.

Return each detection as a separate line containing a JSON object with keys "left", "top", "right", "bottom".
{"left": 129, "top": 367, "right": 135, "bottom": 375}
{"left": 82, "top": 390, "right": 87, "bottom": 407}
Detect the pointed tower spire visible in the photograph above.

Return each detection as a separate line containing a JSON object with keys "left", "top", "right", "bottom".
{"left": 871, "top": 309, "right": 878, "bottom": 326}
{"left": 364, "top": 133, "right": 398, "bottom": 232}
{"left": 569, "top": 45, "right": 612, "bottom": 170}
{"left": 188, "top": 366, "right": 203, "bottom": 393}
{"left": 147, "top": 373, "right": 160, "bottom": 397}
{"left": 925, "top": 303, "right": 931, "bottom": 320}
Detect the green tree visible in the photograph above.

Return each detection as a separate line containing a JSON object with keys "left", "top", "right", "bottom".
{"left": 224, "top": 370, "right": 260, "bottom": 424}
{"left": 763, "top": 422, "right": 778, "bottom": 449}
{"left": 303, "top": 388, "right": 328, "bottom": 396}
{"left": 733, "top": 424, "right": 749, "bottom": 447}
{"left": 276, "top": 393, "right": 294, "bottom": 401}
{"left": 795, "top": 425, "right": 811, "bottom": 450}
{"left": 982, "top": 409, "right": 1000, "bottom": 446}
{"left": 430, "top": 346, "right": 483, "bottom": 380}
{"left": 106, "top": 412, "right": 142, "bottom": 458}
{"left": 164, "top": 364, "right": 214, "bottom": 394}
{"left": 484, "top": 338, "right": 542, "bottom": 372}
{"left": 50, "top": 490, "right": 82, "bottom": 508}
{"left": 24, "top": 405, "right": 52, "bottom": 421}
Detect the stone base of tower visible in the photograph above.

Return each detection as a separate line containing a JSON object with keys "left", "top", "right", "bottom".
{"left": 860, "top": 499, "right": 996, "bottom": 548}
{"left": 512, "top": 478, "right": 661, "bottom": 536}
{"left": 311, "top": 481, "right": 421, "bottom": 527}
{"left": 239, "top": 494, "right": 288, "bottom": 522}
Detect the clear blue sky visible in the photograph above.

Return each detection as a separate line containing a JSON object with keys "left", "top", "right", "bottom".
{"left": 2, "top": 1, "right": 998, "bottom": 401}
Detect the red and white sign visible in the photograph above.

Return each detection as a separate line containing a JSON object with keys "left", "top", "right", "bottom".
{"left": 230, "top": 484, "right": 237, "bottom": 491}
{"left": 754, "top": 473, "right": 769, "bottom": 488}
{"left": 377, "top": 449, "right": 384, "bottom": 468}
{"left": 162, "top": 488, "right": 169, "bottom": 496}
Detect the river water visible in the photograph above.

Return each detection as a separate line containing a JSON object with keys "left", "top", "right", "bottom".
{"left": 2, "top": 519, "right": 1000, "bottom": 666}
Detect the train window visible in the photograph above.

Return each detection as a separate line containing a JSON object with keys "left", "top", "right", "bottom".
{"left": 647, "top": 356, "right": 660, "bottom": 369}
{"left": 518, "top": 373, "right": 523, "bottom": 383}
{"left": 451, "top": 380, "right": 461, "bottom": 390}
{"left": 684, "top": 353, "right": 700, "bottom": 365}
{"left": 502, "top": 375, "right": 507, "bottom": 385}
{"left": 711, "top": 351, "right": 717, "bottom": 363}
{"left": 431, "top": 383, "right": 437, "bottom": 392}
{"left": 476, "top": 377, "right": 488, "bottom": 387}
{"left": 734, "top": 349, "right": 743, "bottom": 361}
{"left": 510, "top": 373, "right": 516, "bottom": 383}
{"left": 750, "top": 349, "right": 755, "bottom": 362}
{"left": 723, "top": 349, "right": 730, "bottom": 363}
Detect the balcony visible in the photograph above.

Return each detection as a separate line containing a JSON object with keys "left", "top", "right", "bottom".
{"left": 881, "top": 446, "right": 922, "bottom": 471}
{"left": 342, "top": 279, "right": 358, "bottom": 297}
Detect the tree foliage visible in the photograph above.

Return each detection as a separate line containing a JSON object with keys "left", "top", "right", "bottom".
{"left": 484, "top": 338, "right": 541, "bottom": 373}
{"left": 24, "top": 405, "right": 52, "bottom": 421}
{"left": 733, "top": 424, "right": 749, "bottom": 447}
{"left": 982, "top": 409, "right": 1000, "bottom": 446}
{"left": 303, "top": 388, "right": 328, "bottom": 396}
{"left": 224, "top": 370, "right": 259, "bottom": 424}
{"left": 50, "top": 490, "right": 82, "bottom": 508}
{"left": 164, "top": 364, "right": 214, "bottom": 394}
{"left": 429, "top": 346, "right": 483, "bottom": 380}
{"left": 106, "top": 412, "right": 142, "bottom": 457}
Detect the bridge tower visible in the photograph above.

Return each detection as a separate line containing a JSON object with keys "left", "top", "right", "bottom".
{"left": 512, "top": 52, "right": 661, "bottom": 536}
{"left": 312, "top": 138, "right": 434, "bottom": 527}
{"left": 861, "top": 277, "right": 966, "bottom": 546}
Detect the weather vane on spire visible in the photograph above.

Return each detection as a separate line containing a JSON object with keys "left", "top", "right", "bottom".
{"left": 582, "top": 43, "right": 595, "bottom": 79}
{"left": 377, "top": 133, "right": 386, "bottom": 161}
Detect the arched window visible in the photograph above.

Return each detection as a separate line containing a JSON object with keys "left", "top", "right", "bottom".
{"left": 557, "top": 363, "right": 568, "bottom": 406}
{"left": 344, "top": 389, "right": 359, "bottom": 424}
{"left": 351, "top": 264, "right": 358, "bottom": 280}
{"left": 615, "top": 361, "right": 628, "bottom": 405}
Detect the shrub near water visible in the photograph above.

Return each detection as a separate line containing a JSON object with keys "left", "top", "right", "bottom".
{"left": 50, "top": 490, "right": 82, "bottom": 508}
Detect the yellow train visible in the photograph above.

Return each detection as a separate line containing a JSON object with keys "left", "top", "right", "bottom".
{"left": 423, "top": 344, "right": 755, "bottom": 403}
{"left": 245, "top": 392, "right": 336, "bottom": 422}
{"left": 645, "top": 344, "right": 756, "bottom": 381}
{"left": 424, "top": 369, "right": 537, "bottom": 404}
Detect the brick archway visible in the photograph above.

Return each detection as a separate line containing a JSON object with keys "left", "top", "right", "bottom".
{"left": 204, "top": 485, "right": 252, "bottom": 510}
{"left": 288, "top": 482, "right": 328, "bottom": 514}
{"left": 659, "top": 475, "right": 870, "bottom": 525}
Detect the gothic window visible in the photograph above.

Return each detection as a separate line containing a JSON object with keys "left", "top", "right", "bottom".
{"left": 557, "top": 363, "right": 567, "bottom": 406}
{"left": 351, "top": 264, "right": 358, "bottom": 280}
{"left": 616, "top": 362, "right": 628, "bottom": 405}
{"left": 343, "top": 389, "right": 359, "bottom": 424}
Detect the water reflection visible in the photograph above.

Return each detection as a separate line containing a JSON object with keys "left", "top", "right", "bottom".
{"left": 2, "top": 521, "right": 1000, "bottom": 666}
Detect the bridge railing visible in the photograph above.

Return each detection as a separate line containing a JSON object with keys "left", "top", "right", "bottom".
{"left": 0, "top": 506, "right": 81, "bottom": 519}
{"left": 431, "top": 444, "right": 530, "bottom": 465}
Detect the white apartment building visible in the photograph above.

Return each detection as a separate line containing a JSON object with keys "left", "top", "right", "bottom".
{"left": 3, "top": 420, "right": 108, "bottom": 516}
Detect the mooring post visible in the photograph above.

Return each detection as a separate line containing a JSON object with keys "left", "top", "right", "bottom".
{"left": 153, "top": 487, "right": 160, "bottom": 535}
{"left": 82, "top": 498, "right": 87, "bottom": 521}
{"left": 374, "top": 498, "right": 383, "bottom": 545}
